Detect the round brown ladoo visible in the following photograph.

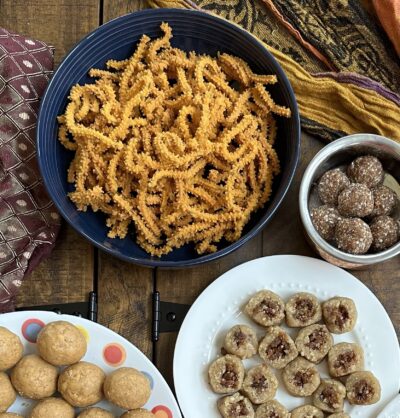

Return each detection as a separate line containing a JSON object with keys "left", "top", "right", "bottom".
{"left": 77, "top": 408, "right": 115, "bottom": 418}
{"left": 0, "top": 327, "right": 23, "bottom": 371}
{"left": 347, "top": 155, "right": 384, "bottom": 188}
{"left": 28, "top": 398, "right": 75, "bottom": 418}
{"left": 317, "top": 169, "right": 350, "bottom": 205}
{"left": 0, "top": 373, "right": 16, "bottom": 413}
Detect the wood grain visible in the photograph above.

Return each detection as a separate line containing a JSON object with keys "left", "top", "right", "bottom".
{"left": 97, "top": 0, "right": 154, "bottom": 360}
{"left": 97, "top": 254, "right": 154, "bottom": 358}
{"left": 0, "top": 0, "right": 100, "bottom": 65}
{"left": 15, "top": 224, "right": 94, "bottom": 307}
{"left": 0, "top": 0, "right": 98, "bottom": 308}
{"left": 262, "top": 133, "right": 322, "bottom": 257}
{"left": 103, "top": 0, "right": 150, "bottom": 22}
{"left": 155, "top": 235, "right": 263, "bottom": 386}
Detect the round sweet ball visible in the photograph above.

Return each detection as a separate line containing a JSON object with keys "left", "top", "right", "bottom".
{"left": 0, "top": 414, "right": 24, "bottom": 418}
{"left": 77, "top": 407, "right": 115, "bottom": 418}
{"left": 337, "top": 184, "right": 374, "bottom": 218}
{"left": 370, "top": 215, "right": 400, "bottom": 251}
{"left": 0, "top": 327, "right": 23, "bottom": 371}
{"left": 58, "top": 361, "right": 105, "bottom": 407}
{"left": 120, "top": 410, "right": 156, "bottom": 418}
{"left": 11, "top": 354, "right": 58, "bottom": 399}
{"left": 318, "top": 169, "right": 350, "bottom": 205}
{"left": 0, "top": 372, "right": 16, "bottom": 412}
{"left": 104, "top": 368, "right": 151, "bottom": 410}
{"left": 37, "top": 320, "right": 87, "bottom": 366}
{"left": 347, "top": 155, "right": 384, "bottom": 188}
{"left": 29, "top": 397, "right": 74, "bottom": 418}
{"left": 335, "top": 218, "right": 372, "bottom": 254}
{"left": 370, "top": 185, "right": 398, "bottom": 217}
{"left": 310, "top": 205, "right": 341, "bottom": 241}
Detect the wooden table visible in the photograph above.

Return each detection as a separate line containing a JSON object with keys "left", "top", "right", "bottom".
{"left": 1, "top": 0, "right": 399, "bottom": 390}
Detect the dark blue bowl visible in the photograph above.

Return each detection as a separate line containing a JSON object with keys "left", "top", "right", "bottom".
{"left": 37, "top": 9, "right": 300, "bottom": 267}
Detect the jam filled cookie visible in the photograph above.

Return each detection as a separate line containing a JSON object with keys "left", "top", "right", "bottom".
{"left": 208, "top": 355, "right": 245, "bottom": 394}
{"left": 346, "top": 371, "right": 381, "bottom": 405}
{"left": 322, "top": 297, "right": 357, "bottom": 334}
{"left": 282, "top": 357, "right": 320, "bottom": 397}
{"left": 223, "top": 325, "right": 258, "bottom": 359}
{"left": 291, "top": 405, "right": 324, "bottom": 418}
{"left": 312, "top": 379, "right": 346, "bottom": 413}
{"left": 245, "top": 291, "right": 285, "bottom": 327}
{"left": 285, "top": 293, "right": 322, "bottom": 328}
{"left": 328, "top": 342, "right": 364, "bottom": 377}
{"left": 255, "top": 400, "right": 290, "bottom": 418}
{"left": 242, "top": 364, "right": 278, "bottom": 404}
{"left": 295, "top": 324, "right": 333, "bottom": 363}
{"left": 217, "top": 393, "right": 254, "bottom": 418}
{"left": 258, "top": 326, "right": 298, "bottom": 369}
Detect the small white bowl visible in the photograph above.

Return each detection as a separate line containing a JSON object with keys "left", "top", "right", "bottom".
{"left": 299, "top": 134, "right": 400, "bottom": 269}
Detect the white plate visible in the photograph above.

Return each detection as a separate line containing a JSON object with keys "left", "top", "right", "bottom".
{"left": 0, "top": 311, "right": 181, "bottom": 418}
{"left": 174, "top": 255, "right": 400, "bottom": 418}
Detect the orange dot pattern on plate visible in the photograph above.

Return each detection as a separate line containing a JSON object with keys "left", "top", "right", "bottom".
{"left": 152, "top": 406, "right": 173, "bottom": 418}
{"left": 21, "top": 318, "right": 45, "bottom": 343}
{"left": 103, "top": 343, "right": 126, "bottom": 366}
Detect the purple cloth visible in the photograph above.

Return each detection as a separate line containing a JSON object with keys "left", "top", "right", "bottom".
{"left": 0, "top": 28, "right": 60, "bottom": 312}
{"left": 313, "top": 71, "right": 400, "bottom": 107}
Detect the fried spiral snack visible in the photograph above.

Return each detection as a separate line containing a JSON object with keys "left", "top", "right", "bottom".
{"left": 58, "top": 23, "right": 290, "bottom": 256}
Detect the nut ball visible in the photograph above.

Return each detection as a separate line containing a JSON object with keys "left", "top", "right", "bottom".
{"left": 104, "top": 367, "right": 151, "bottom": 410}
{"left": 370, "top": 185, "right": 397, "bottom": 217}
{"left": 317, "top": 169, "right": 350, "bottom": 205}
{"left": 29, "top": 397, "right": 74, "bottom": 418}
{"left": 77, "top": 408, "right": 115, "bottom": 418}
{"left": 347, "top": 155, "right": 384, "bottom": 188}
{"left": 370, "top": 215, "right": 400, "bottom": 251}
{"left": 335, "top": 218, "right": 372, "bottom": 254}
{"left": 11, "top": 354, "right": 58, "bottom": 399}
{"left": 121, "top": 411, "right": 156, "bottom": 418}
{"left": 310, "top": 206, "right": 341, "bottom": 242}
{"left": 337, "top": 184, "right": 374, "bottom": 218}
{"left": 0, "top": 372, "right": 16, "bottom": 412}
{"left": 0, "top": 327, "right": 23, "bottom": 371}
{"left": 37, "top": 320, "right": 87, "bottom": 366}
{"left": 58, "top": 361, "right": 105, "bottom": 407}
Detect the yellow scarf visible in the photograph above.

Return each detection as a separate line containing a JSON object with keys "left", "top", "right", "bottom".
{"left": 149, "top": 0, "right": 400, "bottom": 142}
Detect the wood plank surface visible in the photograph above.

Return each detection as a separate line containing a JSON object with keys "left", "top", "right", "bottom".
{"left": 97, "top": 0, "right": 154, "bottom": 359}
{"left": 155, "top": 236, "right": 263, "bottom": 386}
{"left": 16, "top": 225, "right": 94, "bottom": 307}
{"left": 0, "top": 0, "right": 101, "bottom": 65}
{"left": 0, "top": 0, "right": 99, "bottom": 307}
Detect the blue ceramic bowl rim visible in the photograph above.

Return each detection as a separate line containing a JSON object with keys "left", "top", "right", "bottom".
{"left": 37, "top": 8, "right": 300, "bottom": 268}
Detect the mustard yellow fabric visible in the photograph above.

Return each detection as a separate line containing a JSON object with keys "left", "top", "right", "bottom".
{"left": 149, "top": 0, "right": 400, "bottom": 142}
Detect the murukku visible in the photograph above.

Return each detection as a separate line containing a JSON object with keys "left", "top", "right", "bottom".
{"left": 58, "top": 23, "right": 291, "bottom": 256}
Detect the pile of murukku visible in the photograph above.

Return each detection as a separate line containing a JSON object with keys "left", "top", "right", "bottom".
{"left": 58, "top": 23, "right": 291, "bottom": 256}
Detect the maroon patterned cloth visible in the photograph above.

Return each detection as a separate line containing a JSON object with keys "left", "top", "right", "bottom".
{"left": 0, "top": 28, "right": 60, "bottom": 312}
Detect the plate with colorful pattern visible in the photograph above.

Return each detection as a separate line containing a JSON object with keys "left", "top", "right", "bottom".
{"left": 174, "top": 255, "right": 400, "bottom": 418}
{"left": 0, "top": 311, "right": 181, "bottom": 418}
